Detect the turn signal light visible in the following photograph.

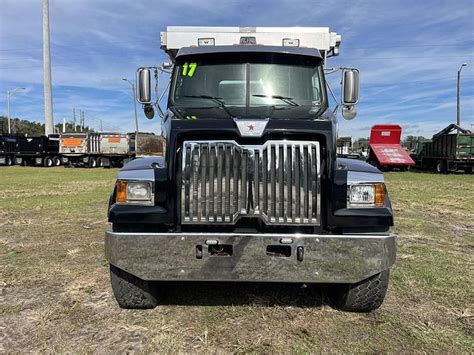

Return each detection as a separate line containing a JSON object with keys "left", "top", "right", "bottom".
{"left": 374, "top": 183, "right": 385, "bottom": 206}
{"left": 116, "top": 180, "right": 128, "bottom": 203}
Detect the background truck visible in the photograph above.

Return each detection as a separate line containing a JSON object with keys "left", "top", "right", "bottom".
{"left": 106, "top": 26, "right": 396, "bottom": 312}
{"left": 14, "top": 135, "right": 61, "bottom": 167}
{"left": 60, "top": 132, "right": 134, "bottom": 168}
{"left": 367, "top": 124, "right": 415, "bottom": 171}
{"left": 0, "top": 134, "right": 18, "bottom": 166}
{"left": 412, "top": 123, "right": 473, "bottom": 173}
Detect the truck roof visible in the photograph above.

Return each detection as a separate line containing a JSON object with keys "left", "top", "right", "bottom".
{"left": 161, "top": 26, "right": 341, "bottom": 61}
{"left": 175, "top": 45, "right": 322, "bottom": 60}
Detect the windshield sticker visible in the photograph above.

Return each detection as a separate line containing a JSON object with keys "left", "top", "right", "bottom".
{"left": 182, "top": 62, "right": 197, "bottom": 77}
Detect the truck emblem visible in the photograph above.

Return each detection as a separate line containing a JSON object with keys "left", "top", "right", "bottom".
{"left": 234, "top": 118, "right": 269, "bottom": 137}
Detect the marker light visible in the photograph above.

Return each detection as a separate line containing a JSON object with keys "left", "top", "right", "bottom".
{"left": 283, "top": 38, "right": 300, "bottom": 47}
{"left": 198, "top": 38, "right": 215, "bottom": 46}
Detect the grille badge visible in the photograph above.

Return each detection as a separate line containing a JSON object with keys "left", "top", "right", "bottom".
{"left": 233, "top": 118, "right": 269, "bottom": 137}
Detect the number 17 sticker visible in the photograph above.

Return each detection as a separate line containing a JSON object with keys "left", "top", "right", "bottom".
{"left": 182, "top": 62, "right": 197, "bottom": 77}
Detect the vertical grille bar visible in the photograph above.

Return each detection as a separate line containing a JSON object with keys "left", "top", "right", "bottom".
{"left": 216, "top": 144, "right": 223, "bottom": 222}
{"left": 181, "top": 141, "right": 320, "bottom": 225}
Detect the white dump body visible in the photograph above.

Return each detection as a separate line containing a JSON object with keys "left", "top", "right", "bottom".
{"left": 160, "top": 26, "right": 341, "bottom": 60}
{"left": 100, "top": 133, "right": 129, "bottom": 155}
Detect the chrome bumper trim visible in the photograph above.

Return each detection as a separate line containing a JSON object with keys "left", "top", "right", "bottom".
{"left": 105, "top": 231, "right": 396, "bottom": 283}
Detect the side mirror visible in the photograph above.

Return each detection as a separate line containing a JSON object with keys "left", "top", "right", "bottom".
{"left": 342, "top": 68, "right": 359, "bottom": 105}
{"left": 341, "top": 68, "right": 359, "bottom": 120}
{"left": 136, "top": 68, "right": 152, "bottom": 104}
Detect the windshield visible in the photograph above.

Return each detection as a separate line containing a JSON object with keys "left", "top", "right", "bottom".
{"left": 172, "top": 53, "right": 324, "bottom": 119}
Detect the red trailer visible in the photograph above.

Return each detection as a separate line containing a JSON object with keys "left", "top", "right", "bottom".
{"left": 367, "top": 124, "right": 415, "bottom": 171}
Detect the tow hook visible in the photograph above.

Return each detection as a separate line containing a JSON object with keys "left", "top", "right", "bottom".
{"left": 297, "top": 246, "right": 304, "bottom": 261}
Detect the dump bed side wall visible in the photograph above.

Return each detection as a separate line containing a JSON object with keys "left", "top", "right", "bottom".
{"left": 0, "top": 136, "right": 18, "bottom": 154}
{"left": 16, "top": 136, "right": 59, "bottom": 155}
{"left": 60, "top": 133, "right": 100, "bottom": 154}
{"left": 422, "top": 133, "right": 474, "bottom": 160}
{"left": 100, "top": 134, "right": 130, "bottom": 155}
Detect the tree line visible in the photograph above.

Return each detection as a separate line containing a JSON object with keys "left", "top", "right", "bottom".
{"left": 0, "top": 116, "right": 94, "bottom": 136}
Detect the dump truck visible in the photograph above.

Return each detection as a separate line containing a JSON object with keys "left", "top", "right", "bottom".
{"left": 13, "top": 135, "right": 61, "bottom": 167}
{"left": 367, "top": 124, "right": 415, "bottom": 171}
{"left": 105, "top": 26, "right": 396, "bottom": 312}
{"left": 60, "top": 132, "right": 134, "bottom": 167}
{"left": 412, "top": 124, "right": 473, "bottom": 173}
{"left": 0, "top": 134, "right": 18, "bottom": 166}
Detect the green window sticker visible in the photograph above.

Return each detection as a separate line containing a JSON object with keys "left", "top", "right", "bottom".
{"left": 182, "top": 62, "right": 197, "bottom": 77}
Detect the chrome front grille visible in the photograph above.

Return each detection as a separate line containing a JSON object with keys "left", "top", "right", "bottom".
{"left": 181, "top": 140, "right": 320, "bottom": 225}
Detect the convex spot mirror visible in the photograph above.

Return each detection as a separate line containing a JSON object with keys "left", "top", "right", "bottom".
{"left": 136, "top": 68, "right": 152, "bottom": 104}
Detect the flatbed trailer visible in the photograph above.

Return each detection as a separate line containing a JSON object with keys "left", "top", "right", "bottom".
{"left": 412, "top": 124, "right": 473, "bottom": 173}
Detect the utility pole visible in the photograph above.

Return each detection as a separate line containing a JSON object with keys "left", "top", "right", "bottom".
{"left": 6, "top": 87, "right": 25, "bottom": 134}
{"left": 43, "top": 0, "right": 54, "bottom": 136}
{"left": 62, "top": 117, "right": 66, "bottom": 133}
{"left": 73, "top": 108, "right": 76, "bottom": 131}
{"left": 81, "top": 111, "right": 85, "bottom": 131}
{"left": 456, "top": 63, "right": 467, "bottom": 132}
{"left": 122, "top": 78, "right": 139, "bottom": 153}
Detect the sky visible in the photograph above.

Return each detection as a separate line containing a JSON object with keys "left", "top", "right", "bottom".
{"left": 0, "top": 0, "right": 473, "bottom": 139}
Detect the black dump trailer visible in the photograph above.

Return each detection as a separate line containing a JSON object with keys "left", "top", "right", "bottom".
{"left": 14, "top": 135, "right": 61, "bottom": 167}
{"left": 60, "top": 132, "right": 134, "bottom": 168}
{"left": 0, "top": 134, "right": 19, "bottom": 166}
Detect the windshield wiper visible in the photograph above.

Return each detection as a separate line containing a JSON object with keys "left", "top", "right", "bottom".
{"left": 183, "top": 95, "right": 234, "bottom": 118}
{"left": 252, "top": 94, "right": 300, "bottom": 107}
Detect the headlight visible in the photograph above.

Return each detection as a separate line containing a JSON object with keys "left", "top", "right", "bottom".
{"left": 348, "top": 183, "right": 385, "bottom": 208}
{"left": 116, "top": 180, "right": 154, "bottom": 206}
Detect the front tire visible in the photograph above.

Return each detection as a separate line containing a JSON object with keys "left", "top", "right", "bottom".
{"left": 5, "top": 156, "right": 13, "bottom": 166}
{"left": 109, "top": 264, "right": 158, "bottom": 309}
{"left": 330, "top": 270, "right": 390, "bottom": 312}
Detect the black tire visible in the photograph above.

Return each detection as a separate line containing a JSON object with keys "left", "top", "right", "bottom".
{"left": 436, "top": 160, "right": 447, "bottom": 174}
{"left": 330, "top": 270, "right": 390, "bottom": 312}
{"left": 463, "top": 167, "right": 473, "bottom": 174}
{"left": 53, "top": 156, "right": 61, "bottom": 166}
{"left": 43, "top": 156, "right": 53, "bottom": 167}
{"left": 89, "top": 157, "right": 97, "bottom": 168}
{"left": 5, "top": 156, "right": 12, "bottom": 166}
{"left": 109, "top": 264, "right": 158, "bottom": 309}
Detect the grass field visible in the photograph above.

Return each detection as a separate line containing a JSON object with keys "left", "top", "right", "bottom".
{"left": 0, "top": 167, "right": 473, "bottom": 352}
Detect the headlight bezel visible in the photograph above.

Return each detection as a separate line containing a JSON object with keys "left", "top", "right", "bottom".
{"left": 347, "top": 182, "right": 386, "bottom": 208}
{"left": 115, "top": 179, "right": 154, "bottom": 206}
